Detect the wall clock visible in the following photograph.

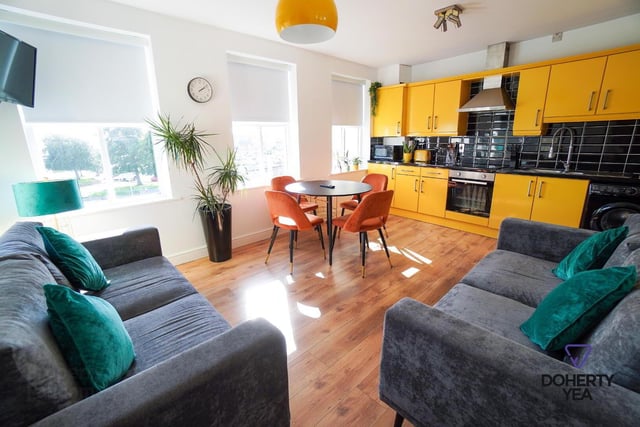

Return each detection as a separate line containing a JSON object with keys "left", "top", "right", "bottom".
{"left": 187, "top": 77, "right": 213, "bottom": 103}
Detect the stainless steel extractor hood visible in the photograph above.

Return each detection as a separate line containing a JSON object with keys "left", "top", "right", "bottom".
{"left": 458, "top": 42, "right": 515, "bottom": 113}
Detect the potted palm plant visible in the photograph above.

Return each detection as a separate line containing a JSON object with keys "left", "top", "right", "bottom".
{"left": 146, "top": 114, "right": 245, "bottom": 262}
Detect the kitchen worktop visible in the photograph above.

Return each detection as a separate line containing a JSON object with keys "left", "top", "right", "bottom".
{"left": 368, "top": 160, "right": 638, "bottom": 183}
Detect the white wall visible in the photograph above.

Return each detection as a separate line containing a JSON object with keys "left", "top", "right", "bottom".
{"left": 411, "top": 13, "right": 640, "bottom": 82}
{"left": 0, "top": 0, "right": 376, "bottom": 264}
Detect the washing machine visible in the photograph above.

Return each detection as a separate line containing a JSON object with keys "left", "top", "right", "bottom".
{"left": 581, "top": 182, "right": 640, "bottom": 230}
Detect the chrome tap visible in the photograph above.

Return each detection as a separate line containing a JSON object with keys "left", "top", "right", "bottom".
{"left": 548, "top": 126, "right": 575, "bottom": 172}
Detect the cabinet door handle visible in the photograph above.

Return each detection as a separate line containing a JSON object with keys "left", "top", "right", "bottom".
{"left": 414, "top": 179, "right": 418, "bottom": 192}
{"left": 420, "top": 180, "right": 425, "bottom": 193}
{"left": 534, "top": 109, "right": 541, "bottom": 127}
{"left": 427, "top": 116, "right": 432, "bottom": 130}
{"left": 587, "top": 91, "right": 596, "bottom": 111}
{"left": 391, "top": 168, "right": 396, "bottom": 180}
{"left": 527, "top": 180, "right": 534, "bottom": 197}
{"left": 602, "top": 89, "right": 611, "bottom": 110}
{"left": 537, "top": 181, "right": 545, "bottom": 198}
{"left": 434, "top": 116, "right": 438, "bottom": 130}
{"left": 396, "top": 121, "right": 400, "bottom": 135}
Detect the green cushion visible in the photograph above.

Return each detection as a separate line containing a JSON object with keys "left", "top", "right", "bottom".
{"left": 553, "top": 226, "right": 628, "bottom": 280}
{"left": 37, "top": 226, "right": 110, "bottom": 291}
{"left": 44, "top": 284, "right": 135, "bottom": 392}
{"left": 520, "top": 266, "right": 637, "bottom": 351}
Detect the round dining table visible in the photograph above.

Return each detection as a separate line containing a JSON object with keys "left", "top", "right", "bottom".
{"left": 285, "top": 179, "right": 372, "bottom": 265}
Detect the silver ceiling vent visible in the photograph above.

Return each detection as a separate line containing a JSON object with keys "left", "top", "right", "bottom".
{"left": 458, "top": 42, "right": 515, "bottom": 112}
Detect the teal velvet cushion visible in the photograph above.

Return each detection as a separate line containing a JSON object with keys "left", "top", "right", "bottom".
{"left": 44, "top": 284, "right": 135, "bottom": 392}
{"left": 37, "top": 226, "right": 109, "bottom": 291}
{"left": 520, "top": 266, "right": 637, "bottom": 351}
{"left": 553, "top": 226, "right": 628, "bottom": 280}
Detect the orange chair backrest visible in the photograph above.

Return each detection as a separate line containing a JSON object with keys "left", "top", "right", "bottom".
{"left": 265, "top": 190, "right": 313, "bottom": 230}
{"left": 342, "top": 190, "right": 394, "bottom": 233}
{"left": 271, "top": 175, "right": 296, "bottom": 192}
{"left": 353, "top": 173, "right": 388, "bottom": 200}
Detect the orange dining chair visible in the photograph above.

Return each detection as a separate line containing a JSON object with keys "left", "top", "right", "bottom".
{"left": 339, "top": 173, "right": 389, "bottom": 237}
{"left": 271, "top": 175, "right": 318, "bottom": 213}
{"left": 332, "top": 189, "right": 394, "bottom": 278}
{"left": 264, "top": 190, "right": 325, "bottom": 274}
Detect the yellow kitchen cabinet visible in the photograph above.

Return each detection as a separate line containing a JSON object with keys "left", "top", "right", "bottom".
{"left": 417, "top": 168, "right": 449, "bottom": 217}
{"left": 544, "top": 56, "right": 607, "bottom": 119}
{"left": 595, "top": 50, "right": 640, "bottom": 116}
{"left": 406, "top": 80, "right": 468, "bottom": 136}
{"left": 392, "top": 165, "right": 421, "bottom": 210}
{"left": 372, "top": 84, "right": 406, "bottom": 137}
{"left": 513, "top": 66, "right": 550, "bottom": 136}
{"left": 368, "top": 162, "right": 397, "bottom": 187}
{"left": 489, "top": 174, "right": 588, "bottom": 229}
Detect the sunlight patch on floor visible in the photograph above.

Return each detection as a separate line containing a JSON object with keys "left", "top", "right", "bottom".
{"left": 315, "top": 272, "right": 326, "bottom": 279}
{"left": 244, "top": 280, "right": 297, "bottom": 354}
{"left": 297, "top": 302, "right": 322, "bottom": 318}
{"left": 401, "top": 247, "right": 433, "bottom": 265}
{"left": 402, "top": 266, "right": 421, "bottom": 278}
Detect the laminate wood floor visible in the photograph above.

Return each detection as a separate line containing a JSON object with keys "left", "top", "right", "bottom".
{"left": 177, "top": 215, "right": 496, "bottom": 426}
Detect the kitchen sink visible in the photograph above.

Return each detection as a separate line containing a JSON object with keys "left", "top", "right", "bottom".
{"left": 514, "top": 168, "right": 585, "bottom": 176}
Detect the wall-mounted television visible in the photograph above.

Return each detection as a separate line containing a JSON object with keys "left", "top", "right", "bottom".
{"left": 0, "top": 29, "right": 36, "bottom": 108}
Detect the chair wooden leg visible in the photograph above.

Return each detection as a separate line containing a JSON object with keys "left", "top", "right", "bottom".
{"left": 393, "top": 412, "right": 404, "bottom": 427}
{"left": 288, "top": 230, "right": 295, "bottom": 274}
{"left": 265, "top": 225, "right": 279, "bottom": 264}
{"left": 378, "top": 228, "right": 392, "bottom": 268}
{"left": 316, "top": 224, "right": 326, "bottom": 259}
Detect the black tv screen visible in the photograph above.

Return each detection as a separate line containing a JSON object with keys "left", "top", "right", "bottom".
{"left": 0, "top": 29, "right": 36, "bottom": 108}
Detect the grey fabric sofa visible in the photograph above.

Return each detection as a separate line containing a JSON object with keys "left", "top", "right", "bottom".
{"left": 380, "top": 216, "right": 640, "bottom": 426}
{"left": 0, "top": 221, "right": 290, "bottom": 427}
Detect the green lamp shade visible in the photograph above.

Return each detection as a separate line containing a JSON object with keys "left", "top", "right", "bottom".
{"left": 12, "top": 179, "right": 83, "bottom": 217}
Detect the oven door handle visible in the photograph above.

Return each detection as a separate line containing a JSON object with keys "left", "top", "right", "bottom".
{"left": 450, "top": 178, "right": 488, "bottom": 186}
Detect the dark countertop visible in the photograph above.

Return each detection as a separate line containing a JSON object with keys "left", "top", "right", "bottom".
{"left": 368, "top": 160, "right": 640, "bottom": 184}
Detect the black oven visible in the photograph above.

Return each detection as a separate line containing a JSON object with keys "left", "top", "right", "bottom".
{"left": 371, "top": 144, "right": 403, "bottom": 162}
{"left": 446, "top": 170, "right": 495, "bottom": 218}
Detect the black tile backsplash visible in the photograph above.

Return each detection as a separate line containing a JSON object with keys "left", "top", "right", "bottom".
{"left": 399, "top": 75, "right": 640, "bottom": 174}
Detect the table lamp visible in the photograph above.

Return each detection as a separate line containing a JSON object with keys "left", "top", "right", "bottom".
{"left": 12, "top": 179, "right": 83, "bottom": 230}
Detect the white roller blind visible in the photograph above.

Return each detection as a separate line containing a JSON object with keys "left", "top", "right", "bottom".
{"left": 3, "top": 23, "right": 153, "bottom": 123}
{"left": 332, "top": 77, "right": 364, "bottom": 126}
{"left": 227, "top": 58, "right": 290, "bottom": 122}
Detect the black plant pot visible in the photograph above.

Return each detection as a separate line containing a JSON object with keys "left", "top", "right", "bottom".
{"left": 199, "top": 204, "right": 232, "bottom": 262}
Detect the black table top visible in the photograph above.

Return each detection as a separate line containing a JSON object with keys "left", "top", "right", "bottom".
{"left": 285, "top": 180, "right": 372, "bottom": 197}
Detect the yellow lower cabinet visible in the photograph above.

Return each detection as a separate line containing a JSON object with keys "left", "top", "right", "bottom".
{"left": 393, "top": 166, "right": 420, "bottom": 211}
{"left": 489, "top": 174, "right": 588, "bottom": 229}
{"left": 417, "top": 169, "right": 449, "bottom": 218}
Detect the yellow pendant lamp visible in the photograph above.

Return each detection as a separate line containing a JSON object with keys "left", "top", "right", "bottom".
{"left": 276, "top": 0, "right": 338, "bottom": 44}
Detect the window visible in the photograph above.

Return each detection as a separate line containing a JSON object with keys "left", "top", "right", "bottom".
{"left": 331, "top": 76, "right": 366, "bottom": 172}
{"left": 227, "top": 55, "right": 295, "bottom": 188}
{"left": 5, "top": 19, "right": 163, "bottom": 208}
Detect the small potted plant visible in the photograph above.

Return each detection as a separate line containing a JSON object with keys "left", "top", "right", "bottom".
{"left": 147, "top": 113, "right": 245, "bottom": 262}
{"left": 402, "top": 140, "right": 415, "bottom": 163}
{"left": 352, "top": 157, "right": 362, "bottom": 171}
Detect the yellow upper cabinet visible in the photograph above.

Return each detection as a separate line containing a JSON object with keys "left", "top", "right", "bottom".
{"left": 513, "top": 66, "right": 550, "bottom": 136}
{"left": 406, "top": 83, "right": 435, "bottom": 135}
{"left": 372, "top": 85, "right": 406, "bottom": 137}
{"left": 406, "top": 80, "right": 468, "bottom": 136}
{"left": 595, "top": 50, "right": 640, "bottom": 116}
{"left": 544, "top": 57, "right": 607, "bottom": 119}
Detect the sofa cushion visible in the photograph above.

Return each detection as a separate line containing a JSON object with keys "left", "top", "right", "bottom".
{"left": 44, "top": 284, "right": 136, "bottom": 393}
{"left": 459, "top": 249, "right": 561, "bottom": 307}
{"left": 90, "top": 256, "right": 197, "bottom": 320}
{"left": 520, "top": 266, "right": 637, "bottom": 351}
{"left": 553, "top": 226, "right": 628, "bottom": 280}
{"left": 604, "top": 215, "right": 640, "bottom": 268}
{"left": 0, "top": 221, "right": 71, "bottom": 287}
{"left": 37, "top": 226, "right": 110, "bottom": 291}
{"left": 123, "top": 293, "right": 230, "bottom": 376}
{"left": 0, "top": 256, "right": 82, "bottom": 427}
{"left": 434, "top": 283, "right": 557, "bottom": 356}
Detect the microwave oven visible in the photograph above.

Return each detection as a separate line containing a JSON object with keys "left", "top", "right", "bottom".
{"left": 371, "top": 144, "right": 403, "bottom": 161}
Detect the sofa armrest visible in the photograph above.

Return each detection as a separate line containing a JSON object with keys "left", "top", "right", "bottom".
{"left": 81, "top": 226, "right": 163, "bottom": 269}
{"left": 380, "top": 298, "right": 640, "bottom": 426}
{"left": 34, "top": 318, "right": 290, "bottom": 427}
{"left": 497, "top": 217, "right": 595, "bottom": 262}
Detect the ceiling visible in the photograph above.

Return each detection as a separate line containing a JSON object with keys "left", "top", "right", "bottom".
{"left": 108, "top": 0, "right": 640, "bottom": 68}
